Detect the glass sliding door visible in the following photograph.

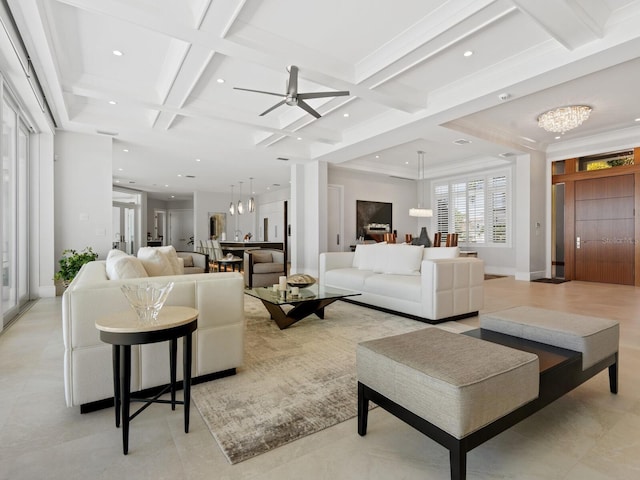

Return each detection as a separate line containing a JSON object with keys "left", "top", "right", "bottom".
{"left": 18, "top": 123, "right": 28, "bottom": 305}
{"left": 1, "top": 93, "right": 30, "bottom": 327}
{"left": 2, "top": 98, "right": 17, "bottom": 319}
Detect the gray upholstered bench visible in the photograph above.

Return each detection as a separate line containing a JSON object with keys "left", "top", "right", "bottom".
{"left": 357, "top": 308, "right": 619, "bottom": 480}
{"left": 480, "top": 306, "right": 619, "bottom": 371}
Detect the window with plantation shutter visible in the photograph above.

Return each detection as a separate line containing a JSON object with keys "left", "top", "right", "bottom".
{"left": 434, "top": 184, "right": 449, "bottom": 246}
{"left": 432, "top": 170, "right": 510, "bottom": 246}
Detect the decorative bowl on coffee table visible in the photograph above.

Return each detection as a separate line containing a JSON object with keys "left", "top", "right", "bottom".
{"left": 286, "top": 274, "right": 316, "bottom": 289}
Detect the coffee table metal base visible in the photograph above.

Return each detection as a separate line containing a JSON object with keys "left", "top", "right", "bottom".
{"left": 261, "top": 297, "right": 341, "bottom": 329}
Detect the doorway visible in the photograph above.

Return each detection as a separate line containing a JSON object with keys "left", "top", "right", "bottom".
{"left": 552, "top": 151, "right": 639, "bottom": 286}
{"left": 327, "top": 185, "right": 344, "bottom": 252}
{"left": 574, "top": 175, "right": 634, "bottom": 284}
{"left": 168, "top": 209, "right": 193, "bottom": 251}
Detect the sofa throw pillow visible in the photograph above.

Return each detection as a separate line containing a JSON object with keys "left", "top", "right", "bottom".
{"left": 252, "top": 251, "right": 273, "bottom": 263}
{"left": 423, "top": 246, "right": 459, "bottom": 260}
{"left": 382, "top": 244, "right": 424, "bottom": 275}
{"left": 182, "top": 255, "right": 194, "bottom": 267}
{"left": 357, "top": 242, "right": 386, "bottom": 271}
{"left": 157, "top": 246, "right": 183, "bottom": 274}
{"left": 107, "top": 249, "right": 127, "bottom": 261}
{"left": 106, "top": 255, "right": 149, "bottom": 280}
{"left": 137, "top": 246, "right": 182, "bottom": 276}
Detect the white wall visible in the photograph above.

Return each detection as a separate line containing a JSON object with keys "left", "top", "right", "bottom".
{"left": 328, "top": 167, "right": 418, "bottom": 246}
{"left": 54, "top": 131, "right": 113, "bottom": 260}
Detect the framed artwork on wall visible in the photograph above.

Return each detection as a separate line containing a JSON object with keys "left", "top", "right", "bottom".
{"left": 356, "top": 200, "right": 392, "bottom": 240}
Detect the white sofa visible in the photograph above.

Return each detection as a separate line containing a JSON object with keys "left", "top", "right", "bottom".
{"left": 62, "top": 260, "right": 245, "bottom": 410}
{"left": 319, "top": 244, "right": 484, "bottom": 324}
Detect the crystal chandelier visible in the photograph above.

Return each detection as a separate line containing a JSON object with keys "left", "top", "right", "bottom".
{"left": 248, "top": 177, "right": 255, "bottom": 213}
{"left": 409, "top": 151, "right": 433, "bottom": 218}
{"left": 537, "top": 105, "right": 592, "bottom": 134}
{"left": 228, "top": 184, "right": 235, "bottom": 216}
{"left": 237, "top": 181, "right": 244, "bottom": 215}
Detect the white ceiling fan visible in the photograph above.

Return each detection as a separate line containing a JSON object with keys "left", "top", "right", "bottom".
{"left": 234, "top": 65, "right": 350, "bottom": 118}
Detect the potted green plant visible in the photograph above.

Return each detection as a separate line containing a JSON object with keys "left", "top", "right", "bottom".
{"left": 54, "top": 247, "right": 98, "bottom": 286}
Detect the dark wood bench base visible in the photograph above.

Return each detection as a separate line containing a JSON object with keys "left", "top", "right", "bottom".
{"left": 358, "top": 329, "right": 618, "bottom": 480}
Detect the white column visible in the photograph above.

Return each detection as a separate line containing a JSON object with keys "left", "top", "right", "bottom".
{"left": 290, "top": 161, "right": 328, "bottom": 276}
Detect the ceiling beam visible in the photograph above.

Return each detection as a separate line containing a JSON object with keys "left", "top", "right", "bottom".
{"left": 53, "top": 0, "right": 426, "bottom": 113}
{"left": 512, "top": 0, "right": 609, "bottom": 50}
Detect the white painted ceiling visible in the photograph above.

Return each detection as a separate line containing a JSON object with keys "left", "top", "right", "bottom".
{"left": 9, "top": 0, "right": 640, "bottom": 200}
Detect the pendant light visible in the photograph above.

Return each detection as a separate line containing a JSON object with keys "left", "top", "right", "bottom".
{"left": 237, "top": 181, "right": 244, "bottom": 215}
{"left": 229, "top": 184, "right": 235, "bottom": 216}
{"left": 248, "top": 177, "right": 255, "bottom": 213}
{"left": 409, "top": 151, "right": 433, "bottom": 218}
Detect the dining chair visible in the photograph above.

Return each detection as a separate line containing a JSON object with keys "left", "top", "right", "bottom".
{"left": 433, "top": 232, "right": 442, "bottom": 247}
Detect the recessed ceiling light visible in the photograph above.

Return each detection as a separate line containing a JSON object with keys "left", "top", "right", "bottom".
{"left": 216, "top": 78, "right": 225, "bottom": 84}
{"left": 177, "top": 174, "right": 182, "bottom": 177}
{"left": 453, "top": 139, "right": 471, "bottom": 145}
{"left": 114, "top": 180, "right": 120, "bottom": 183}
{"left": 635, "top": 118, "right": 640, "bottom": 122}
{"left": 375, "top": 155, "right": 380, "bottom": 159}
{"left": 195, "top": 158, "right": 201, "bottom": 162}
{"left": 171, "top": 195, "right": 175, "bottom": 198}
{"left": 463, "top": 50, "right": 474, "bottom": 57}
{"left": 109, "top": 100, "right": 117, "bottom": 105}
{"left": 297, "top": 137, "right": 302, "bottom": 140}
{"left": 343, "top": 113, "right": 349, "bottom": 117}
{"left": 555, "top": 136, "right": 561, "bottom": 140}
{"left": 112, "top": 50, "right": 123, "bottom": 56}
{"left": 123, "top": 148, "right": 129, "bottom": 152}
{"left": 117, "top": 168, "right": 123, "bottom": 171}
{"left": 164, "top": 184, "right": 169, "bottom": 187}
{"left": 405, "top": 161, "right": 409, "bottom": 164}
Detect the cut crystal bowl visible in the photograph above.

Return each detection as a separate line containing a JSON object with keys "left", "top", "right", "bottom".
{"left": 120, "top": 282, "right": 174, "bottom": 324}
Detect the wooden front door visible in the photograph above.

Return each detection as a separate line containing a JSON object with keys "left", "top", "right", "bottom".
{"left": 574, "top": 175, "right": 635, "bottom": 284}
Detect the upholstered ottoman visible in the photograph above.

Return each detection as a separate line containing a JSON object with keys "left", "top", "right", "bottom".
{"left": 357, "top": 328, "right": 539, "bottom": 438}
{"left": 357, "top": 311, "right": 619, "bottom": 480}
{"left": 480, "top": 306, "right": 619, "bottom": 370}
{"left": 357, "top": 328, "right": 539, "bottom": 479}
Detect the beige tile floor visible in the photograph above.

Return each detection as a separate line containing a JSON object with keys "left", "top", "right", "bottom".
{"left": 1, "top": 277, "right": 639, "bottom": 479}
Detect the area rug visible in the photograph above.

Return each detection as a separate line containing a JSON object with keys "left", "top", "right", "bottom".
{"left": 192, "top": 297, "right": 471, "bottom": 464}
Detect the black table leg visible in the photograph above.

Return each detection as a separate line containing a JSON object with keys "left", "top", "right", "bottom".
{"left": 357, "top": 382, "right": 368, "bottom": 436}
{"left": 113, "top": 344, "right": 120, "bottom": 428}
{"left": 170, "top": 338, "right": 177, "bottom": 410}
{"left": 183, "top": 332, "right": 193, "bottom": 433}
{"left": 121, "top": 345, "right": 131, "bottom": 455}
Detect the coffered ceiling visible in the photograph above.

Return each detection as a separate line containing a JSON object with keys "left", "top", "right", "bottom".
{"left": 9, "top": 0, "right": 640, "bottom": 200}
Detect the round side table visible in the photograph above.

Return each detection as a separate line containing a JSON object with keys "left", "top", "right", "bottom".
{"left": 96, "top": 306, "right": 198, "bottom": 454}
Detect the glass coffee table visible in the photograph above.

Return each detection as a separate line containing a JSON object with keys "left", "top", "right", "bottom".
{"left": 245, "top": 284, "right": 360, "bottom": 329}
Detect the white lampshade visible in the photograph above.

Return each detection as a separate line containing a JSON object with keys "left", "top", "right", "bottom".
{"left": 409, "top": 208, "right": 433, "bottom": 217}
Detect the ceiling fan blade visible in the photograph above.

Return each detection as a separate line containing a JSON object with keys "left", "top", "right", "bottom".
{"left": 297, "top": 90, "right": 350, "bottom": 100}
{"left": 234, "top": 87, "right": 285, "bottom": 97}
{"left": 259, "top": 99, "right": 287, "bottom": 116}
{"left": 287, "top": 65, "right": 298, "bottom": 96}
{"left": 297, "top": 99, "right": 321, "bottom": 119}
